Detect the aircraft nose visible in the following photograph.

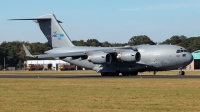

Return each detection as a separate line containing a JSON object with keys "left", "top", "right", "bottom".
{"left": 187, "top": 53, "right": 193, "bottom": 64}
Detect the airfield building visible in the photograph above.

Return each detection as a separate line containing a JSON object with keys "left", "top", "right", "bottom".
{"left": 186, "top": 50, "right": 200, "bottom": 70}
{"left": 25, "top": 60, "right": 71, "bottom": 71}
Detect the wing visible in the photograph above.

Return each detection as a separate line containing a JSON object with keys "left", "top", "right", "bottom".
{"left": 23, "top": 45, "right": 140, "bottom": 62}
{"left": 23, "top": 44, "right": 87, "bottom": 58}
{"left": 23, "top": 44, "right": 118, "bottom": 58}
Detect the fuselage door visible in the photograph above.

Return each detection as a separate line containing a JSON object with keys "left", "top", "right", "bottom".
{"left": 150, "top": 56, "right": 160, "bottom": 68}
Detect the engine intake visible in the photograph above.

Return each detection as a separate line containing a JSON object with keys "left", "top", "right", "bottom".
{"left": 117, "top": 51, "right": 140, "bottom": 62}
{"left": 88, "top": 53, "right": 112, "bottom": 64}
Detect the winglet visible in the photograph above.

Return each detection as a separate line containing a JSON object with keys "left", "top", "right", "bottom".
{"left": 22, "top": 44, "right": 36, "bottom": 58}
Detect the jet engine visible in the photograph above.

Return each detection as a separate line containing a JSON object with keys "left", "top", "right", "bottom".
{"left": 87, "top": 53, "right": 112, "bottom": 64}
{"left": 116, "top": 51, "right": 140, "bottom": 62}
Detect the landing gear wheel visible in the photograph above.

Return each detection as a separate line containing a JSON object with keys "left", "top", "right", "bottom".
{"left": 101, "top": 72, "right": 119, "bottom": 76}
{"left": 179, "top": 67, "right": 185, "bottom": 75}
{"left": 122, "top": 72, "right": 129, "bottom": 76}
{"left": 108, "top": 72, "right": 116, "bottom": 76}
{"left": 130, "top": 71, "right": 138, "bottom": 76}
{"left": 101, "top": 73, "right": 107, "bottom": 76}
{"left": 153, "top": 71, "right": 156, "bottom": 75}
{"left": 107, "top": 72, "right": 112, "bottom": 76}
{"left": 179, "top": 71, "right": 185, "bottom": 75}
{"left": 115, "top": 72, "right": 119, "bottom": 76}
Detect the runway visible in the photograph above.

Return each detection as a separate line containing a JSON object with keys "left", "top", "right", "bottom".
{"left": 0, "top": 74, "right": 200, "bottom": 78}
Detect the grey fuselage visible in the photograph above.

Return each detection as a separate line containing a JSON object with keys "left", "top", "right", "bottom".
{"left": 45, "top": 44, "right": 193, "bottom": 73}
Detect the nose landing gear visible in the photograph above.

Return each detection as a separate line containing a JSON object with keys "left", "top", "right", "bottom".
{"left": 179, "top": 68, "right": 185, "bottom": 75}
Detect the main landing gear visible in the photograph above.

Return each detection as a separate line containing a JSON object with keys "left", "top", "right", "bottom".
{"left": 101, "top": 72, "right": 119, "bottom": 76}
{"left": 153, "top": 71, "right": 156, "bottom": 75}
{"left": 122, "top": 71, "right": 138, "bottom": 76}
{"left": 101, "top": 72, "right": 138, "bottom": 76}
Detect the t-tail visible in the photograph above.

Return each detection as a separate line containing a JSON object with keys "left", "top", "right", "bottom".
{"left": 10, "top": 14, "right": 74, "bottom": 48}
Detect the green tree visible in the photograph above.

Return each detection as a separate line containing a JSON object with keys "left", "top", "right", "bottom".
{"left": 101, "top": 41, "right": 111, "bottom": 47}
{"left": 72, "top": 40, "right": 87, "bottom": 46}
{"left": 17, "top": 60, "right": 23, "bottom": 69}
{"left": 0, "top": 41, "right": 52, "bottom": 67}
{"left": 86, "top": 39, "right": 101, "bottom": 47}
{"left": 162, "top": 35, "right": 187, "bottom": 45}
{"left": 128, "top": 35, "right": 155, "bottom": 45}
{"left": 180, "top": 37, "right": 196, "bottom": 52}
{"left": 187, "top": 37, "right": 200, "bottom": 52}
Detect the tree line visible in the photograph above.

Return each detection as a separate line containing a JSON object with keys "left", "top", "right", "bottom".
{"left": 72, "top": 35, "right": 200, "bottom": 52}
{"left": 0, "top": 35, "right": 200, "bottom": 69}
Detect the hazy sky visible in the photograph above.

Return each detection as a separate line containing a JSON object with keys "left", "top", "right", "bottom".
{"left": 1, "top": 0, "right": 200, "bottom": 43}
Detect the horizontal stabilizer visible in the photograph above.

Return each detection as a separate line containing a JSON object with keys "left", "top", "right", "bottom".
{"left": 9, "top": 18, "right": 62, "bottom": 23}
{"left": 9, "top": 18, "right": 51, "bottom": 20}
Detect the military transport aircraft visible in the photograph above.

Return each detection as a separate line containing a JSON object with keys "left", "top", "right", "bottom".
{"left": 11, "top": 14, "right": 193, "bottom": 76}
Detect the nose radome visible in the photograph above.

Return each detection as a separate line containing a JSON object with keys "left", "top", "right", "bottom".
{"left": 188, "top": 53, "right": 193, "bottom": 64}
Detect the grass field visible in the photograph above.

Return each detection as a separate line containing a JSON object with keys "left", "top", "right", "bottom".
{"left": 1, "top": 78, "right": 200, "bottom": 112}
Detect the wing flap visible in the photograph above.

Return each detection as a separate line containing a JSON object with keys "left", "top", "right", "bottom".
{"left": 23, "top": 44, "right": 135, "bottom": 59}
{"left": 23, "top": 44, "right": 86, "bottom": 58}
{"left": 36, "top": 52, "right": 86, "bottom": 58}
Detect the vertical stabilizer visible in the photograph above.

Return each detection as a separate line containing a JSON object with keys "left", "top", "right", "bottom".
{"left": 34, "top": 14, "right": 74, "bottom": 48}
{"left": 10, "top": 14, "right": 74, "bottom": 48}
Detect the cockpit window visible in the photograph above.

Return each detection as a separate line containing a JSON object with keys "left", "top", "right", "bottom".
{"left": 176, "top": 50, "right": 181, "bottom": 53}
{"left": 177, "top": 49, "right": 188, "bottom": 53}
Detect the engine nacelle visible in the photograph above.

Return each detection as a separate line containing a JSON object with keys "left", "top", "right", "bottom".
{"left": 117, "top": 51, "right": 140, "bottom": 62}
{"left": 88, "top": 53, "right": 112, "bottom": 64}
